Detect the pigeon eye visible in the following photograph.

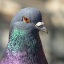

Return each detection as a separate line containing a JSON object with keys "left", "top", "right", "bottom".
{"left": 23, "top": 16, "right": 30, "bottom": 23}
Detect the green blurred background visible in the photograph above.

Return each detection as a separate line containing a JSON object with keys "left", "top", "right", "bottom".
{"left": 0, "top": 0, "right": 64, "bottom": 64}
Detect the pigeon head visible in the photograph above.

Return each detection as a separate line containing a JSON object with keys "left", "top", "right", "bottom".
{"left": 10, "top": 7, "right": 48, "bottom": 36}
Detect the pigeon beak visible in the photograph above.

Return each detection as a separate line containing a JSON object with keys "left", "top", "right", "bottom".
{"left": 35, "top": 22, "right": 48, "bottom": 34}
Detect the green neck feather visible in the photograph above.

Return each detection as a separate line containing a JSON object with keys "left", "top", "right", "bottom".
{"left": 7, "top": 27, "right": 38, "bottom": 53}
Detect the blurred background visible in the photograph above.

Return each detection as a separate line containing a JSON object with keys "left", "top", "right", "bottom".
{"left": 0, "top": 0, "right": 64, "bottom": 64}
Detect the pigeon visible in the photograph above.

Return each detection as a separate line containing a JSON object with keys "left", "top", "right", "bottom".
{"left": 0, "top": 7, "right": 48, "bottom": 64}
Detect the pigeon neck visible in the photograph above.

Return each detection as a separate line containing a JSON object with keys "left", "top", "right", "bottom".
{"left": 2, "top": 27, "right": 48, "bottom": 64}
{"left": 7, "top": 27, "right": 39, "bottom": 53}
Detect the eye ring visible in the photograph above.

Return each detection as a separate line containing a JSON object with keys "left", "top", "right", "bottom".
{"left": 23, "top": 16, "right": 30, "bottom": 23}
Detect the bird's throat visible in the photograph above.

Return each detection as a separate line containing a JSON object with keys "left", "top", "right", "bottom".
{"left": 5, "top": 27, "right": 42, "bottom": 63}
{"left": 1, "top": 28, "right": 48, "bottom": 64}
{"left": 7, "top": 27, "right": 39, "bottom": 53}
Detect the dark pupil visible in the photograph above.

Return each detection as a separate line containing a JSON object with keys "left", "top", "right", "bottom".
{"left": 26, "top": 18, "right": 28, "bottom": 20}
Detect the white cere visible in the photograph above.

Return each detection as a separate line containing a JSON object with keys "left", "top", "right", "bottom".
{"left": 36, "top": 22, "right": 44, "bottom": 26}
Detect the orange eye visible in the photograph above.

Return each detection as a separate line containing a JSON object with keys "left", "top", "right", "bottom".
{"left": 23, "top": 16, "right": 30, "bottom": 23}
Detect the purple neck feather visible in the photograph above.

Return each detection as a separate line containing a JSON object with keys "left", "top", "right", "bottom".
{"left": 0, "top": 34, "right": 48, "bottom": 64}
